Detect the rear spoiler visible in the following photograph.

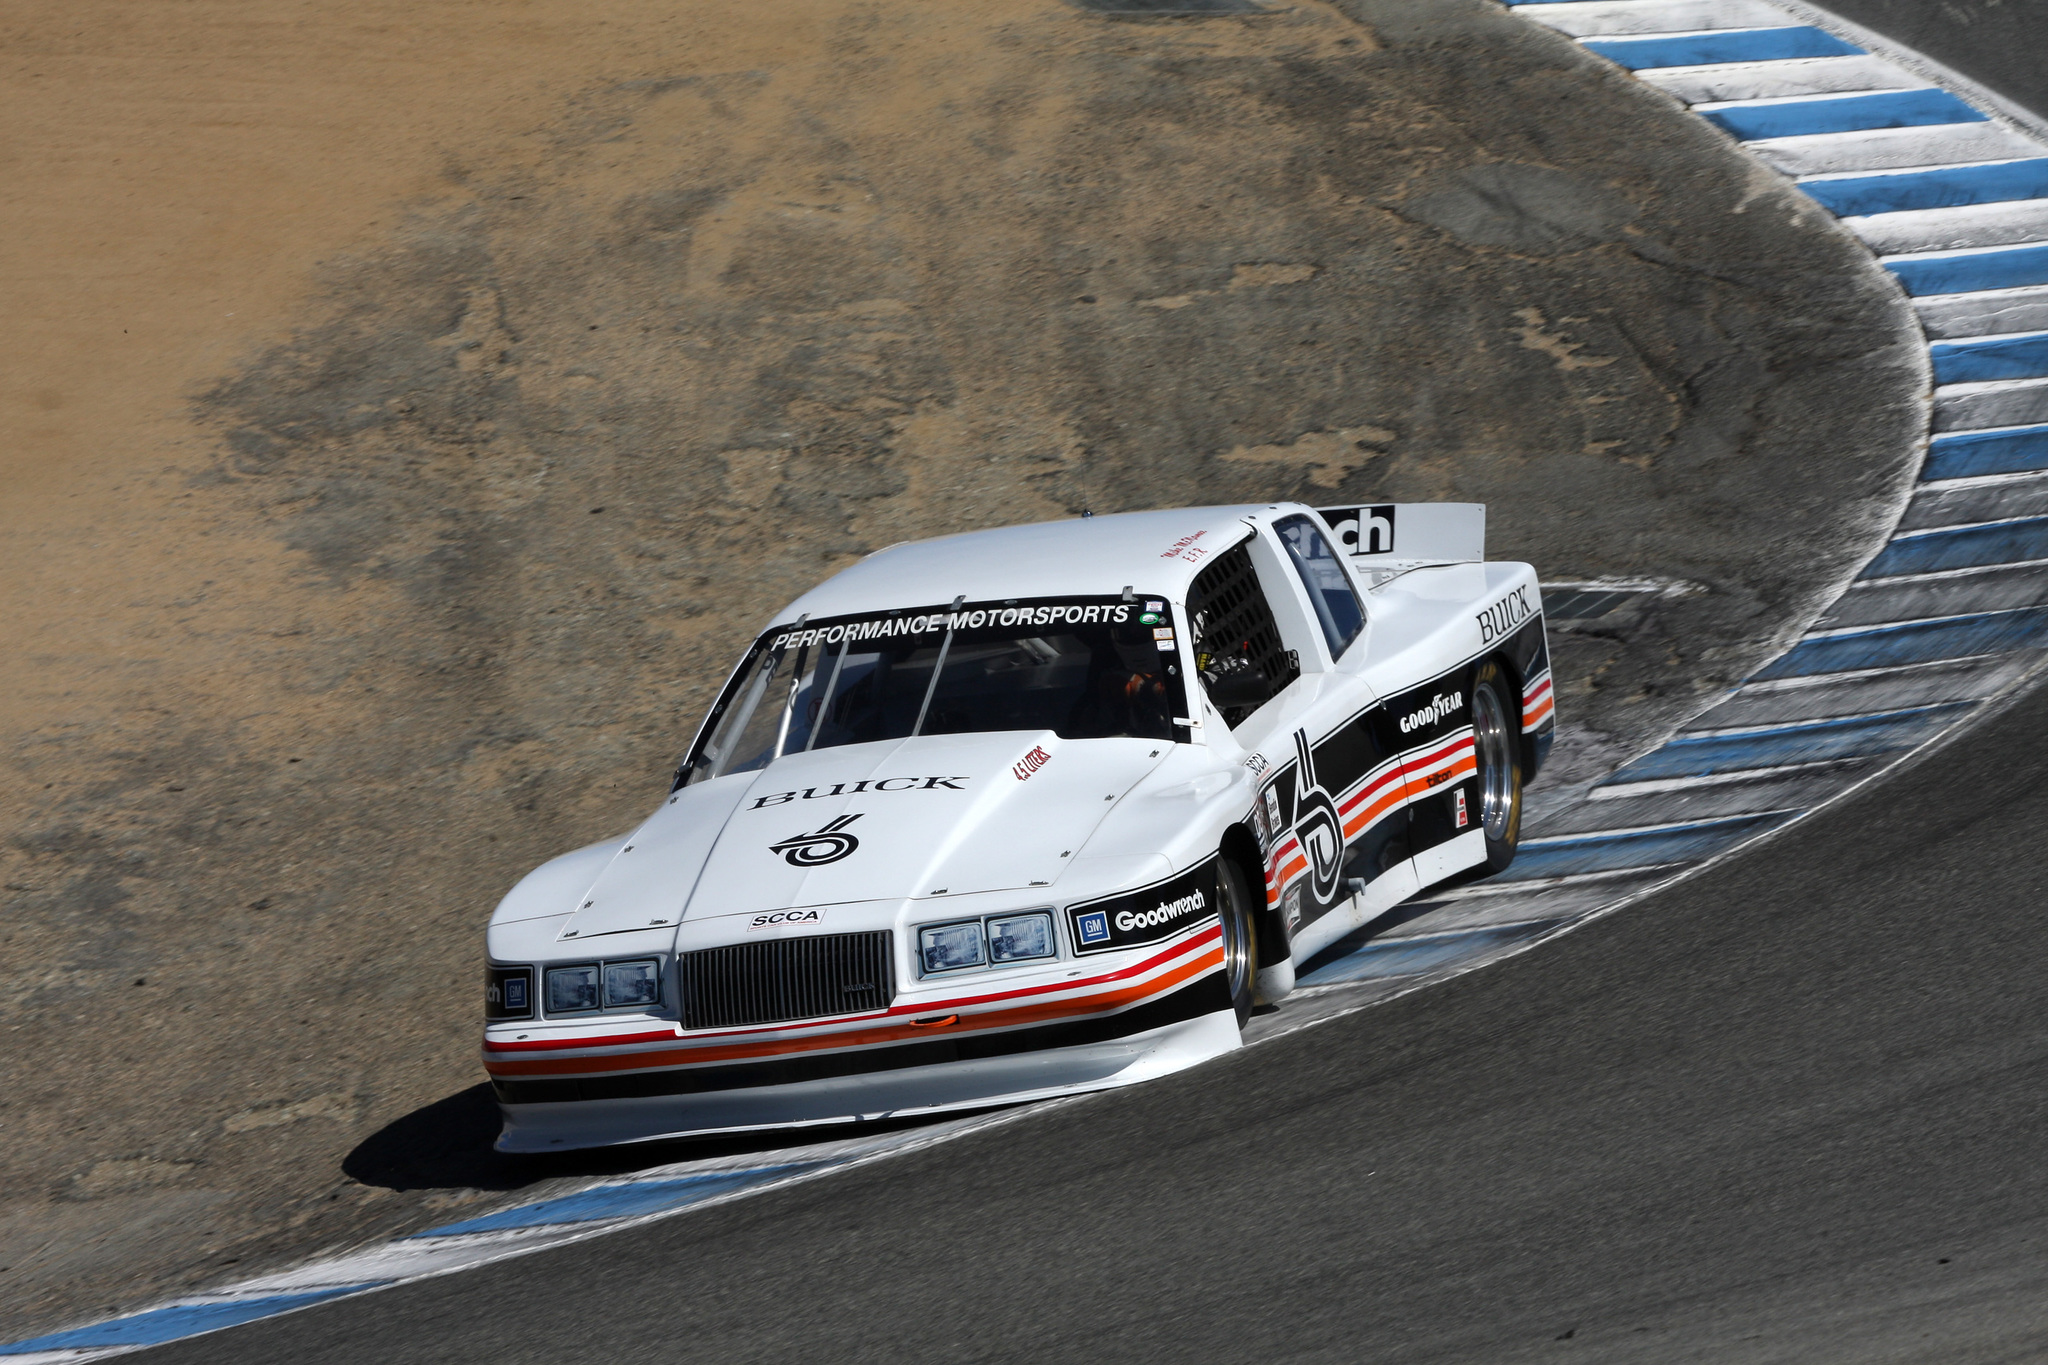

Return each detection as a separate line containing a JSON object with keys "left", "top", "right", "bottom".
{"left": 1316, "top": 503, "right": 1485, "bottom": 578}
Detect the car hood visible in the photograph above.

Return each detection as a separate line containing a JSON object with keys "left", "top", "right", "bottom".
{"left": 553, "top": 732, "right": 1172, "bottom": 940}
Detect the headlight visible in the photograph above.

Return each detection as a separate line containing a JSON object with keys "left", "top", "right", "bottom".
{"left": 486, "top": 966, "right": 533, "bottom": 1021}
{"left": 604, "top": 959, "right": 662, "bottom": 1009}
{"left": 988, "top": 912, "right": 1055, "bottom": 963}
{"left": 545, "top": 963, "right": 601, "bottom": 1013}
{"left": 919, "top": 921, "right": 986, "bottom": 974}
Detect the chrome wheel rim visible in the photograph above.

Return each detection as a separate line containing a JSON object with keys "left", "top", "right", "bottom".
{"left": 1474, "top": 684, "right": 1514, "bottom": 842}
{"left": 1219, "top": 872, "right": 1253, "bottom": 1002}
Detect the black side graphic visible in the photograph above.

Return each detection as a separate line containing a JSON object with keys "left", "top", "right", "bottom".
{"left": 1290, "top": 728, "right": 1345, "bottom": 913}
{"left": 1068, "top": 857, "right": 1222, "bottom": 955}
{"left": 769, "top": 813, "right": 863, "bottom": 867}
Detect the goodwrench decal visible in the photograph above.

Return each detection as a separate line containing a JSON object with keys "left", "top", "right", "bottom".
{"left": 1290, "top": 728, "right": 1346, "bottom": 913}
{"left": 1067, "top": 856, "right": 1222, "bottom": 955}
{"left": 769, "top": 813, "right": 863, "bottom": 867}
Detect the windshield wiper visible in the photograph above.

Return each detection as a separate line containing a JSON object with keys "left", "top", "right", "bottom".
{"left": 910, "top": 594, "right": 967, "bottom": 737}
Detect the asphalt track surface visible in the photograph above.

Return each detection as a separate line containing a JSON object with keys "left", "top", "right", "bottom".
{"left": 139, "top": 4, "right": 2048, "bottom": 1361}
{"left": 154, "top": 673, "right": 2048, "bottom": 1361}
{"left": 1818, "top": 0, "right": 2048, "bottom": 121}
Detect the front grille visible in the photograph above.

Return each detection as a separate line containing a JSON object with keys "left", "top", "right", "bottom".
{"left": 679, "top": 930, "right": 896, "bottom": 1031}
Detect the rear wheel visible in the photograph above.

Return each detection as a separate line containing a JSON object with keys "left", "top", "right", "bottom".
{"left": 1217, "top": 857, "right": 1259, "bottom": 1029}
{"left": 1471, "top": 661, "right": 1524, "bottom": 875}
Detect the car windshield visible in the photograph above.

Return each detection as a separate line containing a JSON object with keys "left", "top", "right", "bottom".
{"left": 683, "top": 595, "right": 1187, "bottom": 784}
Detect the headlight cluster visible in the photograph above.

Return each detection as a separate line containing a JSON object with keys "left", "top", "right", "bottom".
{"left": 917, "top": 910, "right": 1057, "bottom": 976}
{"left": 486, "top": 957, "right": 664, "bottom": 1021}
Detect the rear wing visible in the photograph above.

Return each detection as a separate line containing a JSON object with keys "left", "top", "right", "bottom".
{"left": 1317, "top": 503, "right": 1486, "bottom": 580}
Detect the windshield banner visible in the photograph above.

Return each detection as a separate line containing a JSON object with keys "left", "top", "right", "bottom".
{"left": 768, "top": 600, "right": 1139, "bottom": 653}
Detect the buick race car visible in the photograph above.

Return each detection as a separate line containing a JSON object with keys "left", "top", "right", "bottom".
{"left": 482, "top": 502, "right": 1554, "bottom": 1150}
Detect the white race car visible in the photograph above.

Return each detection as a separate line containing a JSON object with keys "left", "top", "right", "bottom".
{"left": 482, "top": 502, "right": 1553, "bottom": 1150}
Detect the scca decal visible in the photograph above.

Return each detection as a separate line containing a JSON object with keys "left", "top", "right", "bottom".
{"left": 747, "top": 909, "right": 824, "bottom": 931}
{"left": 1477, "top": 585, "right": 1535, "bottom": 644}
{"left": 1067, "top": 859, "right": 1221, "bottom": 954}
{"left": 750, "top": 777, "right": 968, "bottom": 809}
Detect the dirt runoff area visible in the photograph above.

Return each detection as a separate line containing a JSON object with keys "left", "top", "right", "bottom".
{"left": 0, "top": 0, "right": 1923, "bottom": 1337}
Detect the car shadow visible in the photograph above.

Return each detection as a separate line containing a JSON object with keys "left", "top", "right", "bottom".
{"left": 342, "top": 1084, "right": 999, "bottom": 1193}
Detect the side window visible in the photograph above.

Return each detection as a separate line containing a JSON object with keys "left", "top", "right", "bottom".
{"left": 1187, "top": 541, "right": 1301, "bottom": 728}
{"left": 1274, "top": 514, "right": 1366, "bottom": 658}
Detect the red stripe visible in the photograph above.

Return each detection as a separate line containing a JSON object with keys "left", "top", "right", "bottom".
{"left": 483, "top": 924, "right": 1221, "bottom": 1055}
{"left": 485, "top": 944, "right": 1224, "bottom": 1078}
{"left": 1261, "top": 733, "right": 1480, "bottom": 897}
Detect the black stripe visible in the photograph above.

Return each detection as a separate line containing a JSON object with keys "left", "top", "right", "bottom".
{"left": 493, "top": 970, "right": 1231, "bottom": 1106}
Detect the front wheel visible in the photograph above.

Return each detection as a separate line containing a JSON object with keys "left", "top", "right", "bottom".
{"left": 1471, "top": 661, "right": 1524, "bottom": 875}
{"left": 1216, "top": 857, "right": 1259, "bottom": 1029}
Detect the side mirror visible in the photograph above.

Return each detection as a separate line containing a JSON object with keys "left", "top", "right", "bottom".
{"left": 1205, "top": 669, "right": 1270, "bottom": 710}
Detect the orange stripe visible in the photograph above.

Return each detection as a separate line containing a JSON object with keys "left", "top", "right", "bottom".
{"left": 486, "top": 926, "right": 1218, "bottom": 1056}
{"left": 1523, "top": 695, "right": 1555, "bottom": 727}
{"left": 485, "top": 947, "right": 1223, "bottom": 1078}
{"left": 1341, "top": 784, "right": 1408, "bottom": 840}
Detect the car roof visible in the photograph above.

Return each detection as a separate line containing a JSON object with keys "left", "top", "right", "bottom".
{"left": 774, "top": 504, "right": 1295, "bottom": 625}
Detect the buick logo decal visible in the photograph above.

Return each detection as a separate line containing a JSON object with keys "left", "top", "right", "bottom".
{"left": 770, "top": 813, "right": 863, "bottom": 867}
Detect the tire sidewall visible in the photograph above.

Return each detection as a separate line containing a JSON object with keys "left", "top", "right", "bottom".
{"left": 1473, "top": 661, "right": 1523, "bottom": 873}
{"left": 1217, "top": 857, "right": 1258, "bottom": 1028}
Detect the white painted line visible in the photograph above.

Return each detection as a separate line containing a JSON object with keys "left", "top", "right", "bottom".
{"left": 1687, "top": 85, "right": 1916, "bottom": 111}
{"left": 1639, "top": 54, "right": 1923, "bottom": 104}
{"left": 1918, "top": 464, "right": 2048, "bottom": 493}
{"left": 1520, "top": 810, "right": 1802, "bottom": 841}
{"left": 1935, "top": 379, "right": 2048, "bottom": 431}
{"left": 1847, "top": 201, "right": 2048, "bottom": 255}
{"left": 1915, "top": 285, "right": 2048, "bottom": 340}
{"left": 1835, "top": 556, "right": 2048, "bottom": 587}
{"left": 1883, "top": 238, "right": 2048, "bottom": 266}
{"left": 1886, "top": 502, "right": 2048, "bottom": 537}
{"left": 1662, "top": 699, "right": 1964, "bottom": 738}
{"left": 1587, "top": 762, "right": 1864, "bottom": 795}
{"left": 1518, "top": 0, "right": 1795, "bottom": 38}
{"left": 1746, "top": 122, "right": 2039, "bottom": 175}
{"left": 1797, "top": 155, "right": 2046, "bottom": 184}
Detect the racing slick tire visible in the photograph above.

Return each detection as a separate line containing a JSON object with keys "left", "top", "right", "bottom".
{"left": 1471, "top": 660, "right": 1524, "bottom": 875}
{"left": 1217, "top": 856, "right": 1259, "bottom": 1029}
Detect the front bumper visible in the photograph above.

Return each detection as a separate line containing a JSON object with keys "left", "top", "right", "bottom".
{"left": 486, "top": 930, "right": 1232, "bottom": 1151}
{"left": 493, "top": 1006, "right": 1238, "bottom": 1152}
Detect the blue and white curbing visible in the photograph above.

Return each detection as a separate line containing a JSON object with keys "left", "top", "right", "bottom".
{"left": 1262, "top": 0, "right": 2048, "bottom": 1000}
{"left": 0, "top": 1114, "right": 1030, "bottom": 1361}
{"left": 12, "top": 3, "right": 2048, "bottom": 1355}
{"left": 1311, "top": 0, "right": 2048, "bottom": 966}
